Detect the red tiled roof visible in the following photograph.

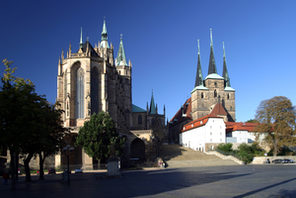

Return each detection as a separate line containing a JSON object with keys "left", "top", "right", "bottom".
{"left": 169, "top": 97, "right": 192, "bottom": 122}
{"left": 209, "top": 103, "right": 227, "bottom": 116}
{"left": 226, "top": 122, "right": 259, "bottom": 132}
{"left": 181, "top": 114, "right": 221, "bottom": 132}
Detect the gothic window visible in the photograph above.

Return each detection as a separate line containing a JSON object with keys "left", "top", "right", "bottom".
{"left": 201, "top": 92, "right": 204, "bottom": 99}
{"left": 64, "top": 70, "right": 67, "bottom": 99}
{"left": 91, "top": 67, "right": 99, "bottom": 114}
{"left": 227, "top": 93, "right": 230, "bottom": 100}
{"left": 76, "top": 67, "right": 84, "bottom": 118}
{"left": 138, "top": 115, "right": 142, "bottom": 125}
{"left": 214, "top": 90, "right": 217, "bottom": 98}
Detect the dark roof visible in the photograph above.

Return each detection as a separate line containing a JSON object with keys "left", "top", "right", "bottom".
{"left": 195, "top": 52, "right": 203, "bottom": 87}
{"left": 80, "top": 41, "right": 99, "bottom": 57}
{"left": 208, "top": 45, "right": 217, "bottom": 75}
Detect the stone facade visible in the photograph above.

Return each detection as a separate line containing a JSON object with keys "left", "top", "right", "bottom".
{"left": 55, "top": 21, "right": 166, "bottom": 169}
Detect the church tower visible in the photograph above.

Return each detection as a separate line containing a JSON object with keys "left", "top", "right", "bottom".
{"left": 191, "top": 29, "right": 235, "bottom": 121}
{"left": 56, "top": 20, "right": 132, "bottom": 131}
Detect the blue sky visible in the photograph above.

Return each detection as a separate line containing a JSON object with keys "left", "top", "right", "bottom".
{"left": 0, "top": 0, "right": 295, "bottom": 122}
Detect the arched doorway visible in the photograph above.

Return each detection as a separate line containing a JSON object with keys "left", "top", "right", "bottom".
{"left": 130, "top": 138, "right": 145, "bottom": 162}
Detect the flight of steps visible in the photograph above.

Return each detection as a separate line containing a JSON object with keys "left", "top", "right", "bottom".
{"left": 160, "top": 144, "right": 238, "bottom": 168}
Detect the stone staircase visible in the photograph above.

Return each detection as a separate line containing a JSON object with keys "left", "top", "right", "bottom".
{"left": 160, "top": 144, "right": 239, "bottom": 168}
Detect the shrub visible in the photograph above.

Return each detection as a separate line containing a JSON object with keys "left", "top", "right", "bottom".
{"left": 216, "top": 143, "right": 233, "bottom": 154}
{"left": 237, "top": 143, "right": 254, "bottom": 164}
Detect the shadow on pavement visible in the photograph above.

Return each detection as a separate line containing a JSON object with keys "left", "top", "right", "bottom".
{"left": 233, "top": 177, "right": 296, "bottom": 198}
{"left": 1, "top": 168, "right": 250, "bottom": 198}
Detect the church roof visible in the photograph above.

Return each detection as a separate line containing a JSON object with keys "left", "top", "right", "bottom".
{"left": 208, "top": 28, "right": 217, "bottom": 75}
{"left": 169, "top": 98, "right": 192, "bottom": 123}
{"left": 116, "top": 35, "right": 127, "bottom": 66}
{"left": 210, "top": 103, "right": 228, "bottom": 116}
{"left": 149, "top": 92, "right": 157, "bottom": 114}
{"left": 226, "top": 122, "right": 259, "bottom": 132}
{"left": 132, "top": 104, "right": 146, "bottom": 113}
{"left": 81, "top": 41, "right": 99, "bottom": 57}
{"left": 195, "top": 40, "right": 204, "bottom": 87}
{"left": 205, "top": 73, "right": 224, "bottom": 80}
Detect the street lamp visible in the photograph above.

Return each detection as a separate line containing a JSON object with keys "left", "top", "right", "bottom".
{"left": 63, "top": 144, "right": 74, "bottom": 184}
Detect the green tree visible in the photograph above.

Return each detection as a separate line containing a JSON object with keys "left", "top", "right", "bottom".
{"left": 255, "top": 96, "right": 296, "bottom": 156}
{"left": 0, "top": 59, "right": 67, "bottom": 183}
{"left": 76, "top": 112, "right": 125, "bottom": 164}
{"left": 36, "top": 103, "right": 68, "bottom": 180}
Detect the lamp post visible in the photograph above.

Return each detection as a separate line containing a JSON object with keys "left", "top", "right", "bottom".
{"left": 63, "top": 144, "right": 74, "bottom": 184}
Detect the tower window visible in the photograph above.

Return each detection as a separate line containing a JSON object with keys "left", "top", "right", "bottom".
{"left": 227, "top": 93, "right": 230, "bottom": 100}
{"left": 230, "top": 106, "right": 233, "bottom": 110}
{"left": 214, "top": 82, "right": 217, "bottom": 88}
{"left": 214, "top": 90, "right": 217, "bottom": 98}
{"left": 201, "top": 92, "right": 204, "bottom": 99}
{"left": 119, "top": 71, "right": 121, "bottom": 75}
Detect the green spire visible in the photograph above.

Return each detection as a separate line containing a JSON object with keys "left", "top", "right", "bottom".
{"left": 208, "top": 28, "right": 217, "bottom": 75}
{"left": 195, "top": 39, "right": 204, "bottom": 87}
{"left": 100, "top": 19, "right": 109, "bottom": 48}
{"left": 80, "top": 27, "right": 83, "bottom": 48}
{"left": 115, "top": 34, "right": 127, "bottom": 66}
{"left": 222, "top": 42, "right": 231, "bottom": 87}
{"left": 149, "top": 90, "right": 157, "bottom": 114}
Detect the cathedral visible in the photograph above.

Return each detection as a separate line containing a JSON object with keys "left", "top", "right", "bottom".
{"left": 169, "top": 29, "right": 236, "bottom": 143}
{"left": 55, "top": 20, "right": 165, "bottom": 169}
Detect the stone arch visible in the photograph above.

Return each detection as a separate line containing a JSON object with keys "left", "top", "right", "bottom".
{"left": 130, "top": 138, "right": 145, "bottom": 161}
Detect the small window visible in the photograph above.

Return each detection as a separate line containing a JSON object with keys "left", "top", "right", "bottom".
{"left": 214, "top": 82, "right": 217, "bottom": 88}
{"left": 119, "top": 71, "right": 121, "bottom": 75}
{"left": 138, "top": 115, "right": 142, "bottom": 125}
{"left": 227, "top": 93, "right": 230, "bottom": 100}
{"left": 230, "top": 106, "right": 233, "bottom": 110}
{"left": 201, "top": 92, "right": 204, "bottom": 99}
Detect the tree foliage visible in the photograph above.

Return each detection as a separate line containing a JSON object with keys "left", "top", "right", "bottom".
{"left": 255, "top": 96, "right": 296, "bottom": 156}
{"left": 0, "top": 59, "right": 67, "bottom": 182}
{"left": 76, "top": 112, "right": 125, "bottom": 161}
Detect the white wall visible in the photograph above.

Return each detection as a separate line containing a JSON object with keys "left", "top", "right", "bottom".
{"left": 179, "top": 118, "right": 225, "bottom": 152}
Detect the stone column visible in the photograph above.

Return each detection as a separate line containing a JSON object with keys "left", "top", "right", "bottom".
{"left": 55, "top": 153, "right": 61, "bottom": 168}
{"left": 82, "top": 149, "right": 93, "bottom": 170}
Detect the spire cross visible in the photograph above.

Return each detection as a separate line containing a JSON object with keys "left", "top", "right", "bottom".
{"left": 197, "top": 39, "right": 200, "bottom": 55}
{"left": 210, "top": 28, "right": 213, "bottom": 46}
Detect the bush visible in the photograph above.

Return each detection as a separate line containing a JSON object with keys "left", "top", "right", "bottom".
{"left": 237, "top": 144, "right": 254, "bottom": 164}
{"left": 216, "top": 143, "right": 233, "bottom": 154}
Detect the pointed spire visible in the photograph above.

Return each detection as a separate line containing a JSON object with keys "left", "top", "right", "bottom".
{"left": 115, "top": 34, "right": 127, "bottom": 66}
{"left": 100, "top": 18, "right": 109, "bottom": 48}
{"left": 195, "top": 39, "right": 204, "bottom": 87}
{"left": 80, "top": 27, "right": 83, "bottom": 48}
{"left": 163, "top": 105, "right": 166, "bottom": 115}
{"left": 68, "top": 43, "right": 72, "bottom": 57}
{"left": 149, "top": 90, "right": 157, "bottom": 114}
{"left": 61, "top": 50, "right": 64, "bottom": 60}
{"left": 222, "top": 42, "right": 231, "bottom": 87}
{"left": 208, "top": 28, "right": 217, "bottom": 75}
